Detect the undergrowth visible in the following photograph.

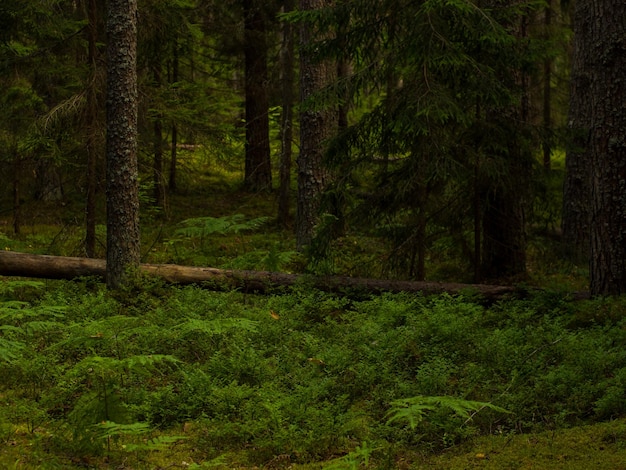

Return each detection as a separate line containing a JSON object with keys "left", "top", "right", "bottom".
{"left": 1, "top": 279, "right": 626, "bottom": 468}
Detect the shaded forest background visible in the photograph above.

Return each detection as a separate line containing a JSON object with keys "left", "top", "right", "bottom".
{"left": 0, "top": 0, "right": 620, "bottom": 294}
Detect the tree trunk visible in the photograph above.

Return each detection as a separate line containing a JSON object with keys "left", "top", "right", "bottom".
{"left": 296, "top": 0, "right": 337, "bottom": 250}
{"left": 168, "top": 45, "right": 179, "bottom": 193}
{"left": 277, "top": 0, "right": 296, "bottom": 228}
{"left": 542, "top": 0, "right": 553, "bottom": 170}
{"left": 0, "top": 250, "right": 521, "bottom": 300}
{"left": 482, "top": 188, "right": 526, "bottom": 279}
{"left": 153, "top": 117, "right": 164, "bottom": 208}
{"left": 481, "top": 12, "right": 530, "bottom": 280}
{"left": 562, "top": 0, "right": 592, "bottom": 264}
{"left": 243, "top": 0, "right": 272, "bottom": 192}
{"left": 106, "top": 0, "right": 140, "bottom": 289}
{"left": 84, "top": 0, "right": 101, "bottom": 258}
{"left": 12, "top": 146, "right": 21, "bottom": 236}
{"left": 34, "top": 160, "right": 63, "bottom": 202}
{"left": 587, "top": 0, "right": 626, "bottom": 296}
{"left": 152, "top": 57, "right": 165, "bottom": 210}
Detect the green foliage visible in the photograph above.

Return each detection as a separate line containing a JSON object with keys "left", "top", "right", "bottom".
{"left": 174, "top": 214, "right": 269, "bottom": 238}
{"left": 2, "top": 278, "right": 626, "bottom": 467}
{"left": 386, "top": 395, "right": 510, "bottom": 429}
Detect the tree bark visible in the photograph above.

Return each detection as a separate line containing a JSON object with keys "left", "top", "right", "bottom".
{"left": 243, "top": 0, "right": 272, "bottom": 192}
{"left": 153, "top": 117, "right": 164, "bottom": 208}
{"left": 542, "top": 0, "right": 553, "bottom": 170}
{"left": 562, "top": 0, "right": 592, "bottom": 264}
{"left": 296, "top": 0, "right": 336, "bottom": 250}
{"left": 0, "top": 250, "right": 521, "bottom": 300}
{"left": 84, "top": 0, "right": 102, "bottom": 258}
{"left": 106, "top": 0, "right": 140, "bottom": 289}
{"left": 587, "top": 0, "right": 626, "bottom": 296}
{"left": 481, "top": 11, "right": 530, "bottom": 280}
{"left": 152, "top": 56, "right": 165, "bottom": 209}
{"left": 168, "top": 45, "right": 179, "bottom": 193}
{"left": 12, "top": 145, "right": 21, "bottom": 236}
{"left": 277, "top": 0, "right": 296, "bottom": 228}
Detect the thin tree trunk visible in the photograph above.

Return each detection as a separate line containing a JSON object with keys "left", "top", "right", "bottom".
{"left": 153, "top": 117, "right": 164, "bottom": 208}
{"left": 169, "top": 45, "right": 179, "bottom": 193}
{"left": 473, "top": 137, "right": 482, "bottom": 282}
{"left": 542, "top": 0, "right": 553, "bottom": 170}
{"left": 85, "top": 0, "right": 100, "bottom": 257}
{"left": 296, "top": 0, "right": 337, "bottom": 250}
{"left": 243, "top": 0, "right": 272, "bottom": 192}
{"left": 562, "top": 0, "right": 592, "bottom": 264}
{"left": 12, "top": 146, "right": 20, "bottom": 236}
{"left": 481, "top": 11, "right": 529, "bottom": 280}
{"left": 277, "top": 1, "right": 295, "bottom": 227}
{"left": 169, "top": 124, "right": 178, "bottom": 192}
{"left": 106, "top": 0, "right": 140, "bottom": 289}
{"left": 152, "top": 57, "right": 165, "bottom": 210}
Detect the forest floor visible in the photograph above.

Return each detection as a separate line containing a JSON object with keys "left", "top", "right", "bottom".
{"left": 1, "top": 172, "right": 616, "bottom": 469}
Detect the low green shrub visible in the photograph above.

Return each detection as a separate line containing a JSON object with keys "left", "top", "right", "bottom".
{"left": 3, "top": 279, "right": 626, "bottom": 466}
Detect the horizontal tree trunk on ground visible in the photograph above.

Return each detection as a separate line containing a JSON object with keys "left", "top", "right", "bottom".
{"left": 0, "top": 250, "right": 567, "bottom": 300}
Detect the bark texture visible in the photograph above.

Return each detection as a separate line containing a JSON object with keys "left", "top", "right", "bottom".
{"left": 562, "top": 0, "right": 592, "bottom": 264}
{"left": 0, "top": 251, "right": 521, "bottom": 300}
{"left": 296, "top": 0, "right": 336, "bottom": 250}
{"left": 85, "top": 0, "right": 103, "bottom": 258}
{"left": 480, "top": 11, "right": 530, "bottom": 281}
{"left": 277, "top": 0, "right": 296, "bottom": 228}
{"left": 105, "top": 0, "right": 140, "bottom": 289}
{"left": 587, "top": 0, "right": 626, "bottom": 295}
{"left": 243, "top": 0, "right": 272, "bottom": 192}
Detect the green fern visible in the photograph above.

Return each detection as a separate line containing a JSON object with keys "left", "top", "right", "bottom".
{"left": 174, "top": 214, "right": 269, "bottom": 238}
{"left": 386, "top": 395, "right": 510, "bottom": 429}
{"left": 173, "top": 317, "right": 259, "bottom": 336}
{"left": 124, "top": 435, "right": 187, "bottom": 452}
{"left": 0, "top": 280, "right": 44, "bottom": 295}
{"left": 71, "top": 354, "right": 180, "bottom": 378}
{"left": 0, "top": 336, "right": 25, "bottom": 363}
{"left": 92, "top": 421, "right": 186, "bottom": 453}
{"left": 91, "top": 421, "right": 151, "bottom": 442}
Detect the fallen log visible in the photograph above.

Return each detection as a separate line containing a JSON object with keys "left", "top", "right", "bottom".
{"left": 0, "top": 250, "right": 521, "bottom": 299}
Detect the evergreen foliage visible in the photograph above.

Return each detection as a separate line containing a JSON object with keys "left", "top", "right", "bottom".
{"left": 293, "top": 0, "right": 561, "bottom": 280}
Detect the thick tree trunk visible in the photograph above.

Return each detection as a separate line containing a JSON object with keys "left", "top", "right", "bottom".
{"left": 243, "top": 0, "right": 272, "bottom": 192}
{"left": 296, "top": 0, "right": 337, "bottom": 250}
{"left": 587, "top": 0, "right": 626, "bottom": 296}
{"left": 0, "top": 251, "right": 520, "bottom": 300}
{"left": 562, "top": 0, "right": 592, "bottom": 264}
{"left": 106, "top": 0, "right": 140, "bottom": 289}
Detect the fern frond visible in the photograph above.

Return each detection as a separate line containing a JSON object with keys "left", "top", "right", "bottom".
{"left": 173, "top": 318, "right": 259, "bottom": 336}
{"left": 0, "top": 280, "right": 45, "bottom": 295}
{"left": 174, "top": 214, "right": 269, "bottom": 238}
{"left": 70, "top": 354, "right": 180, "bottom": 378}
{"left": 386, "top": 395, "right": 509, "bottom": 429}
{"left": 124, "top": 435, "right": 187, "bottom": 452}
{"left": 0, "top": 337, "right": 25, "bottom": 363}
{"left": 92, "top": 421, "right": 151, "bottom": 440}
